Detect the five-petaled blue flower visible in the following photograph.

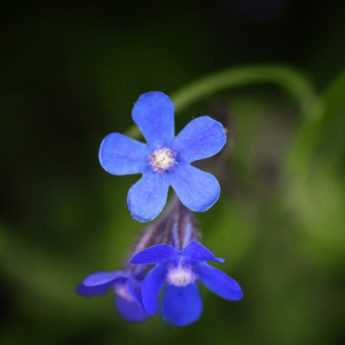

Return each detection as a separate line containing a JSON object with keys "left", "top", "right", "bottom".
{"left": 130, "top": 241, "right": 243, "bottom": 326}
{"left": 77, "top": 270, "right": 149, "bottom": 323}
{"left": 99, "top": 91, "right": 227, "bottom": 222}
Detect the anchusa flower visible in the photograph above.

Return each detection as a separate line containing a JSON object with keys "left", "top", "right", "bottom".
{"left": 77, "top": 91, "right": 243, "bottom": 327}
{"left": 130, "top": 240, "right": 243, "bottom": 326}
{"left": 99, "top": 91, "right": 227, "bottom": 222}
{"left": 77, "top": 268, "right": 149, "bottom": 322}
{"left": 76, "top": 205, "right": 175, "bottom": 323}
{"left": 76, "top": 199, "right": 191, "bottom": 323}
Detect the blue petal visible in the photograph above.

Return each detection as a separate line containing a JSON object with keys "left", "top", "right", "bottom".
{"left": 132, "top": 91, "right": 175, "bottom": 146}
{"left": 141, "top": 264, "right": 167, "bottom": 315}
{"left": 115, "top": 296, "right": 150, "bottom": 323}
{"left": 173, "top": 116, "right": 227, "bottom": 163}
{"left": 196, "top": 263, "right": 243, "bottom": 301}
{"left": 162, "top": 283, "right": 203, "bottom": 327}
{"left": 83, "top": 271, "right": 124, "bottom": 286}
{"left": 130, "top": 244, "right": 178, "bottom": 265}
{"left": 183, "top": 241, "right": 224, "bottom": 263}
{"left": 126, "top": 277, "right": 142, "bottom": 304}
{"left": 76, "top": 283, "right": 112, "bottom": 296}
{"left": 169, "top": 164, "right": 221, "bottom": 212}
{"left": 76, "top": 271, "right": 125, "bottom": 297}
{"left": 99, "top": 133, "right": 148, "bottom": 175}
{"left": 127, "top": 172, "right": 169, "bottom": 222}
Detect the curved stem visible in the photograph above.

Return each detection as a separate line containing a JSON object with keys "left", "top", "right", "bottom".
{"left": 126, "top": 65, "right": 322, "bottom": 138}
{"left": 173, "top": 65, "right": 321, "bottom": 119}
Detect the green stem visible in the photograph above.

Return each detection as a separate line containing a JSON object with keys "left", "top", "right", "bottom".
{"left": 126, "top": 65, "right": 322, "bottom": 138}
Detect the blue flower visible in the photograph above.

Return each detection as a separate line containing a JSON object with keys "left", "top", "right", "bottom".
{"left": 99, "top": 91, "right": 227, "bottom": 222}
{"left": 77, "top": 270, "right": 150, "bottom": 323}
{"left": 130, "top": 241, "right": 243, "bottom": 326}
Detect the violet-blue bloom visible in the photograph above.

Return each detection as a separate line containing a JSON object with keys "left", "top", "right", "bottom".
{"left": 76, "top": 270, "right": 150, "bottom": 323}
{"left": 99, "top": 91, "right": 227, "bottom": 222}
{"left": 130, "top": 241, "right": 243, "bottom": 326}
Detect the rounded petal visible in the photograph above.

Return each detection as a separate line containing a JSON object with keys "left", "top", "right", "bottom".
{"left": 115, "top": 296, "right": 150, "bottom": 323}
{"left": 132, "top": 91, "right": 175, "bottom": 146}
{"left": 126, "top": 277, "right": 142, "bottom": 304}
{"left": 76, "top": 283, "right": 112, "bottom": 296}
{"left": 173, "top": 116, "right": 227, "bottom": 163}
{"left": 169, "top": 164, "right": 221, "bottom": 212}
{"left": 99, "top": 133, "right": 148, "bottom": 175}
{"left": 76, "top": 271, "right": 125, "bottom": 297}
{"left": 83, "top": 271, "right": 124, "bottom": 286}
{"left": 142, "top": 264, "right": 167, "bottom": 315}
{"left": 162, "top": 283, "right": 203, "bottom": 327}
{"left": 183, "top": 241, "right": 224, "bottom": 263}
{"left": 130, "top": 244, "right": 178, "bottom": 265}
{"left": 196, "top": 263, "right": 243, "bottom": 301}
{"left": 127, "top": 172, "right": 169, "bottom": 222}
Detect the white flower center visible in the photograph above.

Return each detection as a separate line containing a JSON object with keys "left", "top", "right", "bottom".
{"left": 114, "top": 284, "right": 134, "bottom": 302}
{"left": 149, "top": 147, "right": 176, "bottom": 172}
{"left": 167, "top": 266, "right": 196, "bottom": 287}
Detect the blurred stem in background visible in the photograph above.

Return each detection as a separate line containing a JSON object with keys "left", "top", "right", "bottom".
{"left": 126, "top": 65, "right": 323, "bottom": 177}
{"left": 173, "top": 65, "right": 321, "bottom": 118}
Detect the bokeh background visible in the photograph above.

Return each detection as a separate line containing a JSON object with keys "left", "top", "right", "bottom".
{"left": 1, "top": 1, "right": 345, "bottom": 344}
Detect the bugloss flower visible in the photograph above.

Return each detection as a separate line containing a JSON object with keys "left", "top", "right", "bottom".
{"left": 77, "top": 270, "right": 149, "bottom": 322}
{"left": 130, "top": 241, "right": 243, "bottom": 326}
{"left": 99, "top": 91, "right": 227, "bottom": 222}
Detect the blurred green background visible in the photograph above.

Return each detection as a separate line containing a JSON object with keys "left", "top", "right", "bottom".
{"left": 1, "top": 2, "right": 345, "bottom": 344}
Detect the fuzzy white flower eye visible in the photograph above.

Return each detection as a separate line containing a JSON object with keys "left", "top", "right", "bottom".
{"left": 149, "top": 147, "right": 176, "bottom": 172}
{"left": 167, "top": 265, "right": 196, "bottom": 287}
